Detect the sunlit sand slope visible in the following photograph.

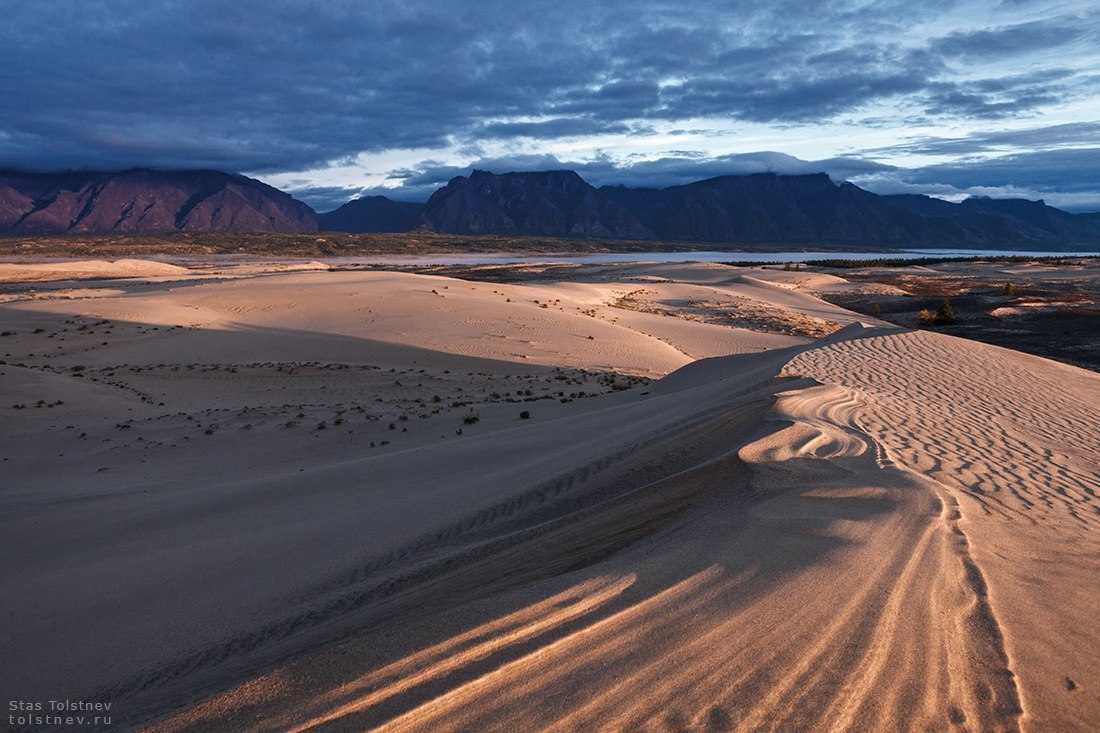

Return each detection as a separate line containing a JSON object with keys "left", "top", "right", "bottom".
{"left": 149, "top": 325, "right": 1099, "bottom": 732}
{"left": 3, "top": 266, "right": 1096, "bottom": 731}
{"left": 783, "top": 326, "right": 1100, "bottom": 732}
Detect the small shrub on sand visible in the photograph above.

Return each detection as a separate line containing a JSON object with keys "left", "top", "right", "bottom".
{"left": 1002, "top": 282, "right": 1016, "bottom": 296}
{"left": 918, "top": 299, "right": 956, "bottom": 326}
{"left": 519, "top": 410, "right": 531, "bottom": 419}
{"left": 936, "top": 299, "right": 956, "bottom": 324}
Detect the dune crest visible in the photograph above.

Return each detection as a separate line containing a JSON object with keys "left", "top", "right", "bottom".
{"left": 2, "top": 263, "right": 1096, "bottom": 731}
{"left": 149, "top": 326, "right": 1097, "bottom": 731}
{"left": 783, "top": 327, "right": 1100, "bottom": 730}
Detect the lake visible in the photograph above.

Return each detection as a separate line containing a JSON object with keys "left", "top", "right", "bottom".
{"left": 325, "top": 248, "right": 1098, "bottom": 266}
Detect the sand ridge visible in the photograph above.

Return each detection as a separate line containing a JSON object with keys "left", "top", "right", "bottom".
{"left": 1, "top": 260, "right": 1097, "bottom": 731}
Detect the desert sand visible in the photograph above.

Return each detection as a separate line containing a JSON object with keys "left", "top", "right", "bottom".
{"left": 1, "top": 258, "right": 1097, "bottom": 732}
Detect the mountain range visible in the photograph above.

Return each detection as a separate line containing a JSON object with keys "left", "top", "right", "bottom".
{"left": 329, "top": 170, "right": 1100, "bottom": 248}
{"left": 0, "top": 169, "right": 318, "bottom": 234}
{"left": 3, "top": 167, "right": 1099, "bottom": 249}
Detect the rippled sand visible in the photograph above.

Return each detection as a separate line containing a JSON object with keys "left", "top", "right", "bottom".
{"left": 1, "top": 259, "right": 1096, "bottom": 731}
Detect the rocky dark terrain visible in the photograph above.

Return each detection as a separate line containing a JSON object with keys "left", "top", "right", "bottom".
{"left": 883, "top": 194, "right": 1100, "bottom": 246}
{"left": 0, "top": 170, "right": 319, "bottom": 234}
{"left": 599, "top": 173, "right": 1100, "bottom": 247}
{"left": 325, "top": 170, "right": 1100, "bottom": 250}
{"left": 3, "top": 167, "right": 1098, "bottom": 249}
{"left": 413, "top": 170, "right": 652, "bottom": 239}
{"left": 815, "top": 258, "right": 1100, "bottom": 372}
{"left": 318, "top": 195, "right": 421, "bottom": 233}
{"left": 601, "top": 173, "right": 919, "bottom": 244}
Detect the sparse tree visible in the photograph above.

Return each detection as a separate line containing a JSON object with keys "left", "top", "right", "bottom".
{"left": 936, "top": 299, "right": 955, "bottom": 324}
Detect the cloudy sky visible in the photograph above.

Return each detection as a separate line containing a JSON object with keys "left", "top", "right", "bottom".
{"left": 2, "top": 0, "right": 1098, "bottom": 212}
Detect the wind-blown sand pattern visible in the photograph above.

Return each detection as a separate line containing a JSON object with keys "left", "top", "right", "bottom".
{"left": 1, "top": 260, "right": 1097, "bottom": 731}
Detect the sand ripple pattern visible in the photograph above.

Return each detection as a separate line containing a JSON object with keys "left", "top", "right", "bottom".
{"left": 784, "top": 327, "right": 1100, "bottom": 526}
{"left": 146, "top": 325, "right": 1097, "bottom": 732}
{"left": 782, "top": 325, "right": 1100, "bottom": 730}
{"left": 221, "top": 379, "right": 1023, "bottom": 733}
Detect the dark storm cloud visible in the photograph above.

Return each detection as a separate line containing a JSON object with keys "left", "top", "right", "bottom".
{"left": 477, "top": 119, "right": 634, "bottom": 139}
{"left": 666, "top": 69, "right": 929, "bottom": 123}
{"left": 930, "top": 17, "right": 1089, "bottom": 58}
{"left": 920, "top": 65, "right": 1082, "bottom": 119}
{"left": 922, "top": 85, "right": 1062, "bottom": 119}
{"left": 3, "top": 0, "right": 1095, "bottom": 176}
{"left": 864, "top": 121, "right": 1100, "bottom": 157}
{"left": 901, "top": 148, "right": 1100, "bottom": 193}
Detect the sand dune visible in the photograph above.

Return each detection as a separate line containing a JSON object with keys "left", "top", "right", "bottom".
{"left": 785, "top": 327, "right": 1100, "bottom": 731}
{"left": 0, "top": 258, "right": 192, "bottom": 282}
{"left": 1, "top": 261, "right": 1097, "bottom": 731}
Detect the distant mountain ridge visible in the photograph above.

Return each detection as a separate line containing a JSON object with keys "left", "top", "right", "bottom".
{"left": 323, "top": 170, "right": 1100, "bottom": 249}
{"left": 414, "top": 170, "right": 652, "bottom": 239}
{"left": 318, "top": 195, "right": 420, "bottom": 233}
{"left": 0, "top": 169, "right": 318, "bottom": 234}
{"left": 3, "top": 167, "right": 1098, "bottom": 249}
{"left": 599, "top": 173, "right": 922, "bottom": 244}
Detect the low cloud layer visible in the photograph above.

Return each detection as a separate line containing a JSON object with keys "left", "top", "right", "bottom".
{"left": 292, "top": 142, "right": 1099, "bottom": 214}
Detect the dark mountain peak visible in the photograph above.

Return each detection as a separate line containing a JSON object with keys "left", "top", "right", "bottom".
{"left": 415, "top": 169, "right": 651, "bottom": 239}
{"left": 319, "top": 194, "right": 422, "bottom": 233}
{"left": 469, "top": 168, "right": 584, "bottom": 183}
{"left": 963, "top": 195, "right": 1048, "bottom": 211}
{"left": 0, "top": 169, "right": 318, "bottom": 234}
{"left": 600, "top": 170, "right": 887, "bottom": 244}
{"left": 6, "top": 166, "right": 1096, "bottom": 248}
{"left": 701, "top": 170, "right": 833, "bottom": 185}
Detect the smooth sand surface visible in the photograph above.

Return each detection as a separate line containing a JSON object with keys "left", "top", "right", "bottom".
{"left": 1, "top": 259, "right": 1097, "bottom": 731}
{"left": 0, "top": 258, "right": 194, "bottom": 282}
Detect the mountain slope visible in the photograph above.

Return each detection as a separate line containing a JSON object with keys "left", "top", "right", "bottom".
{"left": 407, "top": 169, "right": 1100, "bottom": 248}
{"left": 0, "top": 170, "right": 319, "bottom": 234}
{"left": 5, "top": 167, "right": 1097, "bottom": 248}
{"left": 414, "top": 170, "right": 653, "bottom": 239}
{"left": 319, "top": 195, "right": 422, "bottom": 233}
{"left": 886, "top": 194, "right": 1100, "bottom": 246}
{"left": 602, "top": 173, "right": 928, "bottom": 245}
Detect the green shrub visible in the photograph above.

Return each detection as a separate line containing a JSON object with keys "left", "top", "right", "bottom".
{"left": 918, "top": 299, "right": 956, "bottom": 326}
